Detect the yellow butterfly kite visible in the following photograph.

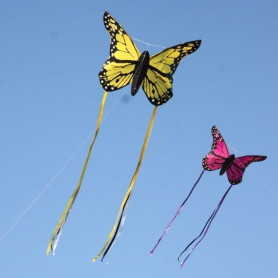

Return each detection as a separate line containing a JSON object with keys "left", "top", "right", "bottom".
{"left": 100, "top": 11, "right": 201, "bottom": 106}
{"left": 47, "top": 11, "right": 201, "bottom": 261}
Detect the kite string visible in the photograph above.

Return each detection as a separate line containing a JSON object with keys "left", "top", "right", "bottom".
{"left": 0, "top": 133, "right": 93, "bottom": 244}
{"left": 150, "top": 169, "right": 205, "bottom": 254}
{"left": 227, "top": 143, "right": 244, "bottom": 156}
{"left": 93, "top": 106, "right": 158, "bottom": 262}
{"left": 0, "top": 91, "right": 127, "bottom": 245}
{"left": 228, "top": 144, "right": 276, "bottom": 198}
{"left": 250, "top": 173, "right": 278, "bottom": 198}
{"left": 46, "top": 91, "right": 108, "bottom": 255}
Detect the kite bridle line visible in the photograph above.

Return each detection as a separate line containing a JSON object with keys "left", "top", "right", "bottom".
{"left": 93, "top": 106, "right": 158, "bottom": 262}
{"left": 132, "top": 37, "right": 166, "bottom": 50}
{"left": 47, "top": 91, "right": 108, "bottom": 255}
{"left": 227, "top": 145, "right": 275, "bottom": 197}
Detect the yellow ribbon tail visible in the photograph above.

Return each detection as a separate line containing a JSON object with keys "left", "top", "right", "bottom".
{"left": 47, "top": 91, "right": 108, "bottom": 255}
{"left": 92, "top": 106, "right": 158, "bottom": 262}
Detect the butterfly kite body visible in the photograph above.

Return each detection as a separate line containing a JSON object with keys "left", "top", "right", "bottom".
{"left": 202, "top": 126, "right": 267, "bottom": 184}
{"left": 99, "top": 11, "right": 201, "bottom": 106}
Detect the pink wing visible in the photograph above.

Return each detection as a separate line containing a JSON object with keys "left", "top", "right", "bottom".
{"left": 226, "top": 155, "right": 267, "bottom": 185}
{"left": 202, "top": 126, "right": 230, "bottom": 171}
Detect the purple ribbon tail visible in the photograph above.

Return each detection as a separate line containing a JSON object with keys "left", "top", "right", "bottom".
{"left": 150, "top": 169, "right": 205, "bottom": 255}
{"left": 179, "top": 183, "right": 233, "bottom": 268}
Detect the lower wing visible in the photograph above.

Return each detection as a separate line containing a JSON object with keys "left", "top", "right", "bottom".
{"left": 99, "top": 59, "right": 136, "bottom": 91}
{"left": 227, "top": 155, "right": 267, "bottom": 185}
{"left": 141, "top": 40, "right": 201, "bottom": 106}
{"left": 141, "top": 68, "right": 173, "bottom": 106}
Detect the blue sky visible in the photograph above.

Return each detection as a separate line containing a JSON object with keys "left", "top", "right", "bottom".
{"left": 1, "top": 0, "right": 277, "bottom": 277}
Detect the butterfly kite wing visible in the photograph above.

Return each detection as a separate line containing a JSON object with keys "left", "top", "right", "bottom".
{"left": 142, "top": 41, "right": 201, "bottom": 106}
{"left": 141, "top": 68, "right": 173, "bottom": 106}
{"left": 202, "top": 126, "right": 230, "bottom": 171}
{"left": 227, "top": 155, "right": 267, "bottom": 185}
{"left": 99, "top": 11, "right": 141, "bottom": 91}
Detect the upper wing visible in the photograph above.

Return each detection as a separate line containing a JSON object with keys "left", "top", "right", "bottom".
{"left": 99, "top": 11, "right": 141, "bottom": 91}
{"left": 227, "top": 155, "right": 267, "bottom": 185}
{"left": 141, "top": 41, "right": 201, "bottom": 106}
{"left": 149, "top": 41, "right": 201, "bottom": 77}
{"left": 202, "top": 126, "right": 230, "bottom": 171}
{"left": 202, "top": 152, "right": 226, "bottom": 171}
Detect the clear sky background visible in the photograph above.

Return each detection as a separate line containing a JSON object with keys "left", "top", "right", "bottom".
{"left": 1, "top": 0, "right": 277, "bottom": 277}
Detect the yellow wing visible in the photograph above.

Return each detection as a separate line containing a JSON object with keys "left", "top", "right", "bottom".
{"left": 99, "top": 12, "right": 141, "bottom": 91}
{"left": 141, "top": 41, "right": 201, "bottom": 106}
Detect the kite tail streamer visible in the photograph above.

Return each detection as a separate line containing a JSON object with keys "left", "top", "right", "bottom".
{"left": 46, "top": 91, "right": 108, "bottom": 255}
{"left": 179, "top": 183, "right": 233, "bottom": 268}
{"left": 150, "top": 169, "right": 205, "bottom": 254}
{"left": 177, "top": 212, "right": 214, "bottom": 261}
{"left": 100, "top": 192, "right": 132, "bottom": 261}
{"left": 93, "top": 106, "right": 158, "bottom": 263}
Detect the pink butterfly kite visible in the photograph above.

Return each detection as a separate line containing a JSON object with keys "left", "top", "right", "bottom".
{"left": 150, "top": 125, "right": 267, "bottom": 267}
